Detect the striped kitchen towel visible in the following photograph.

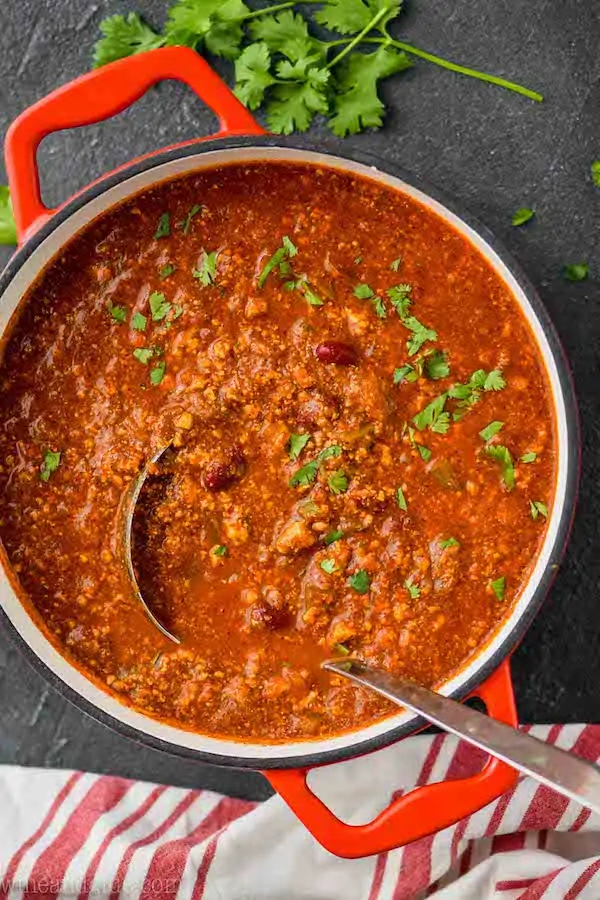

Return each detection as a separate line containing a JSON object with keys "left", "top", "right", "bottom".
{"left": 1, "top": 724, "right": 600, "bottom": 899}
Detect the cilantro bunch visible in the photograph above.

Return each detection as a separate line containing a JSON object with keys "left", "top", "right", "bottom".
{"left": 93, "top": 1, "right": 542, "bottom": 138}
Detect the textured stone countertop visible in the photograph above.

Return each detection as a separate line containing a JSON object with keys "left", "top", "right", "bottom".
{"left": 0, "top": 0, "right": 598, "bottom": 800}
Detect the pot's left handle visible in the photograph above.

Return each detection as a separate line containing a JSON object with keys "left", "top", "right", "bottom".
{"left": 5, "top": 47, "right": 264, "bottom": 243}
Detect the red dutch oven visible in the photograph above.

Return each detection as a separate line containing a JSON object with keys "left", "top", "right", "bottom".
{"left": 0, "top": 47, "right": 578, "bottom": 859}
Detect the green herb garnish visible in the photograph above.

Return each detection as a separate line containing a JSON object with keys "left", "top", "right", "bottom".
{"left": 417, "top": 445, "right": 432, "bottom": 462}
{"left": 93, "top": 6, "right": 542, "bottom": 138}
{"left": 440, "top": 537, "right": 460, "bottom": 549}
{"left": 387, "top": 283, "right": 412, "bottom": 319}
{"left": 107, "top": 301, "right": 127, "bottom": 323}
{"left": 131, "top": 312, "right": 147, "bottom": 332}
{"left": 324, "top": 529, "right": 344, "bottom": 546}
{"left": 289, "top": 443, "right": 342, "bottom": 487}
{"left": 521, "top": 451, "right": 537, "bottom": 463}
{"left": 159, "top": 263, "right": 176, "bottom": 279}
{"left": 150, "top": 361, "right": 166, "bottom": 385}
{"left": 391, "top": 257, "right": 402, "bottom": 272}
{"left": 591, "top": 160, "right": 600, "bottom": 187}
{"left": 491, "top": 576, "right": 506, "bottom": 601}
{"left": 479, "top": 421, "right": 504, "bottom": 442}
{"left": 396, "top": 486, "right": 407, "bottom": 510}
{"left": 193, "top": 250, "right": 219, "bottom": 286}
{"left": 149, "top": 291, "right": 171, "bottom": 322}
{"left": 0, "top": 186, "right": 16, "bottom": 245}
{"left": 413, "top": 394, "right": 451, "bottom": 434}
{"left": 320, "top": 559, "right": 337, "bottom": 575}
{"left": 179, "top": 203, "right": 203, "bottom": 235}
{"left": 257, "top": 235, "right": 297, "bottom": 288}
{"left": 563, "top": 263, "right": 589, "bottom": 282}
{"left": 349, "top": 569, "right": 370, "bottom": 594}
{"left": 405, "top": 577, "right": 420, "bottom": 599}
{"left": 529, "top": 500, "right": 548, "bottom": 520}
{"left": 425, "top": 350, "right": 450, "bottom": 380}
{"left": 133, "top": 348, "right": 154, "bottom": 365}
{"left": 154, "top": 212, "right": 170, "bottom": 239}
{"left": 289, "top": 433, "right": 311, "bottom": 461}
{"left": 404, "top": 316, "right": 438, "bottom": 356}
{"left": 40, "top": 450, "right": 61, "bottom": 482}
{"left": 394, "top": 364, "right": 417, "bottom": 385}
{"left": 213, "top": 545, "right": 228, "bottom": 557}
{"left": 512, "top": 207, "right": 535, "bottom": 227}
{"left": 328, "top": 470, "right": 349, "bottom": 495}
{"left": 486, "top": 444, "right": 516, "bottom": 490}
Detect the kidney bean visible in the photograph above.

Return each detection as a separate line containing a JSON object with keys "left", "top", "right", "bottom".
{"left": 203, "top": 445, "right": 246, "bottom": 492}
{"left": 315, "top": 341, "right": 358, "bottom": 366}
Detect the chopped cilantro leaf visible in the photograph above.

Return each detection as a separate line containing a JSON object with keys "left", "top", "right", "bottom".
{"left": 133, "top": 348, "right": 154, "bottom": 365}
{"left": 179, "top": 204, "right": 203, "bottom": 235}
{"left": 425, "top": 350, "right": 450, "bottom": 380}
{"left": 387, "top": 283, "right": 412, "bottom": 319}
{"left": 394, "top": 364, "right": 417, "bottom": 385}
{"left": 159, "top": 263, "right": 175, "bottom": 279}
{"left": 484, "top": 370, "right": 506, "bottom": 391}
{"left": 491, "top": 576, "right": 506, "bottom": 601}
{"left": 333, "top": 642, "right": 350, "bottom": 656}
{"left": 154, "top": 212, "right": 170, "bottom": 239}
{"left": 521, "top": 451, "right": 537, "bottom": 463}
{"left": 0, "top": 185, "right": 17, "bottom": 245}
{"left": 403, "top": 316, "right": 438, "bottom": 356}
{"left": 258, "top": 236, "right": 296, "bottom": 288}
{"left": 324, "top": 529, "right": 344, "bottom": 546}
{"left": 372, "top": 296, "right": 387, "bottom": 318}
{"left": 92, "top": 12, "right": 164, "bottom": 68}
{"left": 405, "top": 577, "right": 420, "bottom": 599}
{"left": 131, "top": 312, "right": 147, "bottom": 332}
{"left": 317, "top": 444, "right": 342, "bottom": 463}
{"left": 106, "top": 301, "right": 126, "bottom": 324}
{"left": 149, "top": 291, "right": 171, "bottom": 322}
{"left": 40, "top": 450, "right": 61, "bottom": 482}
{"left": 349, "top": 569, "right": 370, "bottom": 594}
{"left": 417, "top": 444, "right": 432, "bottom": 462}
{"left": 355, "top": 256, "right": 362, "bottom": 265}
{"left": 298, "top": 280, "right": 323, "bottom": 307}
{"left": 282, "top": 235, "right": 298, "bottom": 257}
{"left": 150, "top": 361, "right": 166, "bottom": 385}
{"left": 486, "top": 444, "right": 516, "bottom": 490}
{"left": 173, "top": 304, "right": 184, "bottom": 320}
{"left": 391, "top": 257, "right": 402, "bottom": 272}
{"left": 328, "top": 469, "right": 349, "bottom": 495}
{"left": 512, "top": 207, "right": 535, "bottom": 227}
{"left": 396, "top": 486, "right": 407, "bottom": 510}
{"left": 592, "top": 160, "right": 600, "bottom": 187}
{"left": 213, "top": 545, "right": 228, "bottom": 557}
{"left": 320, "top": 558, "right": 337, "bottom": 575}
{"left": 440, "top": 536, "right": 460, "bottom": 549}
{"left": 530, "top": 500, "right": 548, "bottom": 520}
{"left": 289, "top": 433, "right": 310, "bottom": 461}
{"left": 413, "top": 394, "right": 450, "bottom": 434}
{"left": 354, "top": 283, "right": 374, "bottom": 299}
{"left": 193, "top": 250, "right": 218, "bottom": 287}
{"left": 479, "top": 421, "right": 504, "bottom": 442}
{"left": 564, "top": 263, "right": 589, "bottom": 282}
{"left": 290, "top": 460, "right": 318, "bottom": 487}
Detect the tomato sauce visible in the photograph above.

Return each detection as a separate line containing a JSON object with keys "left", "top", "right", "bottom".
{"left": 0, "top": 162, "right": 556, "bottom": 742}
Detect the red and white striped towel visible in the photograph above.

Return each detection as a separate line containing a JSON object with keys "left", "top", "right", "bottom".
{"left": 1, "top": 724, "right": 600, "bottom": 899}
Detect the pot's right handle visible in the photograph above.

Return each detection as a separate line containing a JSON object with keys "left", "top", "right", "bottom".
{"left": 5, "top": 47, "right": 264, "bottom": 243}
{"left": 266, "top": 661, "right": 518, "bottom": 859}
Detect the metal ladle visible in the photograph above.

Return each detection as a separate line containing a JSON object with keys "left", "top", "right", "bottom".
{"left": 325, "top": 658, "right": 600, "bottom": 815}
{"left": 118, "top": 445, "right": 180, "bottom": 644}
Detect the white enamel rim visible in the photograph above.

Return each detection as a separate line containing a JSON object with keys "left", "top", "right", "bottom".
{"left": 0, "top": 146, "right": 571, "bottom": 763}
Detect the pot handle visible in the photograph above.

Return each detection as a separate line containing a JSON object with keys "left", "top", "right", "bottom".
{"left": 5, "top": 46, "right": 264, "bottom": 243}
{"left": 265, "top": 660, "right": 518, "bottom": 859}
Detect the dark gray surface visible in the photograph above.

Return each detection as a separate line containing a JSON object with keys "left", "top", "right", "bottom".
{"left": 0, "top": 0, "right": 598, "bottom": 800}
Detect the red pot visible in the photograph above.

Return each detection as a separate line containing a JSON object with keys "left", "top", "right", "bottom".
{"left": 0, "top": 47, "right": 579, "bottom": 859}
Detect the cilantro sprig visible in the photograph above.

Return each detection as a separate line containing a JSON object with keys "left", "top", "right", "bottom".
{"left": 92, "top": 2, "right": 543, "bottom": 138}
